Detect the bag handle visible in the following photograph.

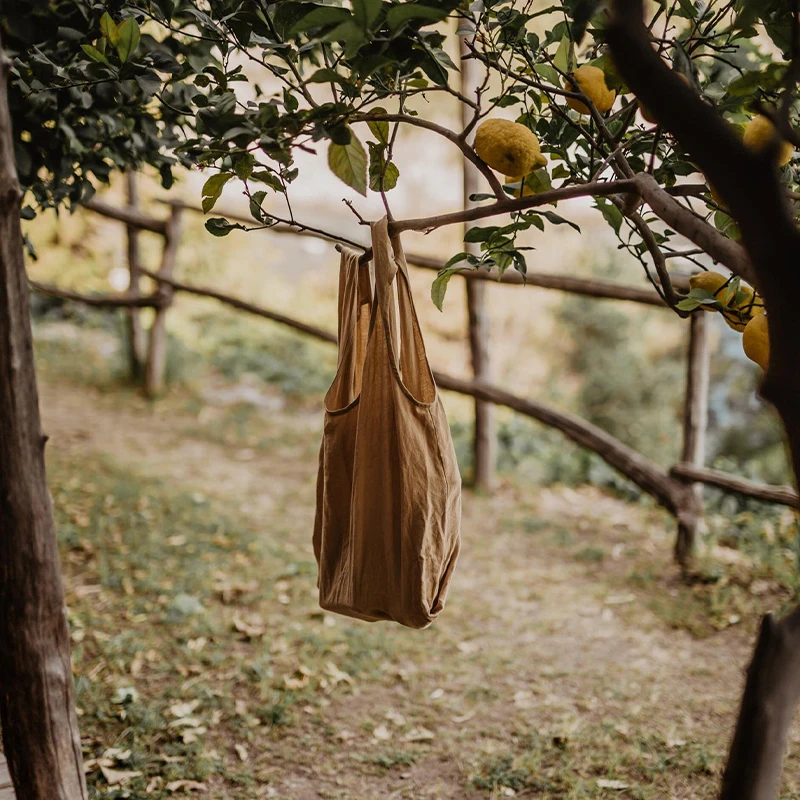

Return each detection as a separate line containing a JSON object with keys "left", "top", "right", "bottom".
{"left": 370, "top": 218, "right": 436, "bottom": 404}
{"left": 324, "top": 246, "right": 372, "bottom": 412}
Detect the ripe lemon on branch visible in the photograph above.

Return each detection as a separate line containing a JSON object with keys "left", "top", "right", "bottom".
{"left": 743, "top": 313, "right": 770, "bottom": 371}
{"left": 743, "top": 115, "right": 794, "bottom": 166}
{"left": 688, "top": 271, "right": 763, "bottom": 330}
{"left": 474, "top": 119, "right": 547, "bottom": 179}
{"left": 564, "top": 65, "right": 616, "bottom": 115}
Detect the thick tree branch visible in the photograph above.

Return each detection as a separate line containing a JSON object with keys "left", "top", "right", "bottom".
{"left": 632, "top": 173, "right": 754, "bottom": 284}
{"left": 605, "top": 0, "right": 795, "bottom": 273}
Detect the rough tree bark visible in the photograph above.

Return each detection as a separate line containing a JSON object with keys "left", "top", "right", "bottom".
{"left": 607, "top": 2, "right": 800, "bottom": 797}
{"left": 0, "top": 42, "right": 88, "bottom": 800}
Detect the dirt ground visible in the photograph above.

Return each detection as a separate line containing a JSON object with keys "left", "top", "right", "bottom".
{"left": 35, "top": 374, "right": 800, "bottom": 799}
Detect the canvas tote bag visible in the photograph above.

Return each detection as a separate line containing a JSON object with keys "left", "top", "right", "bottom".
{"left": 313, "top": 216, "right": 461, "bottom": 629}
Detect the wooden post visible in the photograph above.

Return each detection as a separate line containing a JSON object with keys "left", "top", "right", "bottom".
{"left": 125, "top": 170, "right": 146, "bottom": 380}
{"left": 0, "top": 42, "right": 88, "bottom": 800}
{"left": 144, "top": 205, "right": 183, "bottom": 397}
{"left": 675, "top": 311, "right": 710, "bottom": 565}
{"left": 460, "top": 36, "right": 495, "bottom": 492}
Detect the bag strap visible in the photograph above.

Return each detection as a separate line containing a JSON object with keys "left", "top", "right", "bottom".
{"left": 324, "top": 246, "right": 372, "bottom": 410}
{"left": 369, "top": 218, "right": 436, "bottom": 403}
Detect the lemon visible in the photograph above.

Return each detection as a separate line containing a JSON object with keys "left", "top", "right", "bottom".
{"left": 638, "top": 73, "right": 689, "bottom": 124}
{"left": 722, "top": 284, "right": 757, "bottom": 331}
{"left": 743, "top": 115, "right": 794, "bottom": 167}
{"left": 474, "top": 119, "right": 547, "bottom": 179}
{"left": 689, "top": 271, "right": 728, "bottom": 311}
{"left": 565, "top": 65, "right": 616, "bottom": 115}
{"left": 743, "top": 313, "right": 770, "bottom": 371}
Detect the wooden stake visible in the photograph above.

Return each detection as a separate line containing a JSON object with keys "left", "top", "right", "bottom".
{"left": 144, "top": 206, "right": 183, "bottom": 397}
{"left": 460, "top": 36, "right": 495, "bottom": 492}
{"left": 0, "top": 41, "right": 87, "bottom": 800}
{"left": 125, "top": 171, "right": 146, "bottom": 380}
{"left": 675, "top": 311, "right": 710, "bottom": 565}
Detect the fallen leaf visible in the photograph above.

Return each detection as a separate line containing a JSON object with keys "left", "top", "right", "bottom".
{"left": 100, "top": 766, "right": 143, "bottom": 786}
{"left": 235, "top": 743, "right": 249, "bottom": 762}
{"left": 167, "top": 779, "right": 207, "bottom": 793}
{"left": 170, "top": 700, "right": 201, "bottom": 718}
{"left": 373, "top": 724, "right": 391, "bottom": 740}
{"left": 403, "top": 727, "right": 434, "bottom": 742}
{"left": 386, "top": 709, "right": 406, "bottom": 726}
{"left": 325, "top": 661, "right": 354, "bottom": 686}
{"left": 597, "top": 778, "right": 628, "bottom": 789}
{"left": 233, "top": 613, "right": 266, "bottom": 639}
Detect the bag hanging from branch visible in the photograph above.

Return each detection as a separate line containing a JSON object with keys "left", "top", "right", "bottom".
{"left": 313, "top": 216, "right": 461, "bottom": 629}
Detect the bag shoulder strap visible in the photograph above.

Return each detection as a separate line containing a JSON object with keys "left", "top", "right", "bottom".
{"left": 324, "top": 247, "right": 372, "bottom": 412}
{"left": 370, "top": 218, "right": 436, "bottom": 404}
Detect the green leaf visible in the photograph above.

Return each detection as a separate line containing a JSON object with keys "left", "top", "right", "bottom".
{"left": 431, "top": 259, "right": 472, "bottom": 311}
{"left": 205, "top": 218, "right": 245, "bottom": 236}
{"left": 368, "top": 144, "right": 399, "bottom": 192}
{"left": 249, "top": 190, "right": 267, "bottom": 221}
{"left": 233, "top": 153, "right": 254, "bottom": 181}
{"left": 100, "top": 12, "right": 119, "bottom": 45}
{"left": 366, "top": 107, "right": 389, "bottom": 144}
{"left": 328, "top": 130, "right": 367, "bottom": 196}
{"left": 291, "top": 6, "right": 351, "bottom": 34}
{"left": 116, "top": 17, "right": 141, "bottom": 63}
{"left": 553, "top": 35, "right": 570, "bottom": 74}
{"left": 352, "top": 0, "right": 383, "bottom": 30}
{"left": 307, "top": 68, "right": 348, "bottom": 85}
{"left": 81, "top": 44, "right": 111, "bottom": 66}
{"left": 676, "top": 297, "right": 702, "bottom": 311}
{"left": 537, "top": 210, "right": 581, "bottom": 233}
{"left": 464, "top": 226, "right": 499, "bottom": 243}
{"left": 594, "top": 198, "right": 623, "bottom": 234}
{"left": 533, "top": 63, "right": 560, "bottom": 86}
{"left": 386, "top": 4, "right": 450, "bottom": 30}
{"left": 201, "top": 172, "right": 233, "bottom": 212}
{"left": 202, "top": 172, "right": 233, "bottom": 197}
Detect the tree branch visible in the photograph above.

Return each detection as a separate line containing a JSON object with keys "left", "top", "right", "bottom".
{"left": 390, "top": 178, "right": 637, "bottom": 234}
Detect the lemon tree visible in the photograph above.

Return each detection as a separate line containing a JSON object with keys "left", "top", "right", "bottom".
{"left": 6, "top": 1, "right": 800, "bottom": 797}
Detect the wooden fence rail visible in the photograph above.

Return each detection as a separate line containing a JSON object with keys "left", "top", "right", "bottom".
{"left": 29, "top": 193, "right": 798, "bottom": 564}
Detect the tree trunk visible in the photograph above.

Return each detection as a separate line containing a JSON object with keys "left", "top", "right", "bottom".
{"left": 460, "top": 35, "right": 495, "bottom": 492}
{"left": 0, "top": 43, "right": 88, "bottom": 800}
{"left": 606, "top": 3, "right": 800, "bottom": 796}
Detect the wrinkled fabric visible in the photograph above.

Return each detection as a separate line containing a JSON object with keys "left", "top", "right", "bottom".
{"left": 313, "top": 217, "right": 461, "bottom": 629}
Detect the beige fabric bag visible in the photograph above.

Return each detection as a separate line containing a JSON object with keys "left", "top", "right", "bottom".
{"left": 313, "top": 217, "right": 461, "bottom": 629}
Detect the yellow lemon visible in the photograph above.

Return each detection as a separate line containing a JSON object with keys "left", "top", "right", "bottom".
{"left": 722, "top": 284, "right": 757, "bottom": 331}
{"left": 689, "top": 271, "right": 728, "bottom": 311}
{"left": 474, "top": 119, "right": 547, "bottom": 178}
{"left": 565, "top": 65, "right": 616, "bottom": 115}
{"left": 743, "top": 115, "right": 794, "bottom": 167}
{"left": 742, "top": 313, "right": 770, "bottom": 371}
